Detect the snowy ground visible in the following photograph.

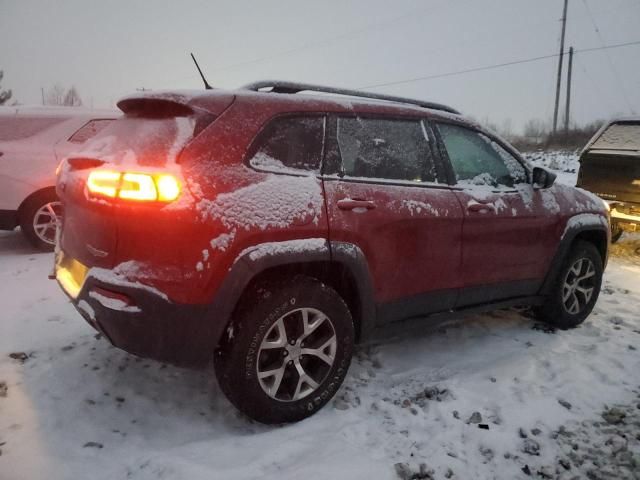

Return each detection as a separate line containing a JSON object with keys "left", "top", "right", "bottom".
{"left": 1, "top": 152, "right": 640, "bottom": 480}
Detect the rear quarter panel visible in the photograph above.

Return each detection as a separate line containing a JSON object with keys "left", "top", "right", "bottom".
{"left": 172, "top": 96, "right": 330, "bottom": 304}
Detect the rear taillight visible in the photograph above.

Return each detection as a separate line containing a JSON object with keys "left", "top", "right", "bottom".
{"left": 87, "top": 170, "right": 181, "bottom": 203}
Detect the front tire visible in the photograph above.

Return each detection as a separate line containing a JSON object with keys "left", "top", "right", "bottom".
{"left": 214, "top": 275, "right": 354, "bottom": 424}
{"left": 536, "top": 240, "right": 603, "bottom": 329}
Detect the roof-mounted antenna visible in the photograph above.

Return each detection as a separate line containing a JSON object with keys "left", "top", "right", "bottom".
{"left": 190, "top": 53, "right": 212, "bottom": 90}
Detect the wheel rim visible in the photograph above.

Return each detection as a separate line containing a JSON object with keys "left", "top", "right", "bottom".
{"left": 256, "top": 307, "right": 337, "bottom": 402}
{"left": 32, "top": 201, "right": 62, "bottom": 245}
{"left": 562, "top": 257, "right": 596, "bottom": 315}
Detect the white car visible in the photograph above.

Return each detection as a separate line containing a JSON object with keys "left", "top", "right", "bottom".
{"left": 0, "top": 106, "right": 119, "bottom": 250}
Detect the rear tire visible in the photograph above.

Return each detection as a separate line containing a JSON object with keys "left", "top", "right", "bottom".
{"left": 19, "top": 190, "right": 62, "bottom": 251}
{"left": 535, "top": 241, "right": 603, "bottom": 329}
{"left": 214, "top": 275, "right": 354, "bottom": 424}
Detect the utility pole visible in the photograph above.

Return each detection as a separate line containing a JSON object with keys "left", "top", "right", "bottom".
{"left": 41, "top": 87, "right": 45, "bottom": 105}
{"left": 552, "top": 0, "right": 569, "bottom": 135}
{"left": 564, "top": 46, "right": 574, "bottom": 135}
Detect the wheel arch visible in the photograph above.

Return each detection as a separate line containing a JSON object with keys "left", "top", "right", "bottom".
{"left": 208, "top": 240, "right": 376, "bottom": 350}
{"left": 540, "top": 218, "right": 609, "bottom": 296}
{"left": 17, "top": 186, "right": 58, "bottom": 223}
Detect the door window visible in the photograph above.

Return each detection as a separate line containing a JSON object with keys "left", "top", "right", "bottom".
{"left": 437, "top": 123, "right": 527, "bottom": 188}
{"left": 336, "top": 117, "right": 438, "bottom": 183}
{"left": 249, "top": 116, "right": 325, "bottom": 173}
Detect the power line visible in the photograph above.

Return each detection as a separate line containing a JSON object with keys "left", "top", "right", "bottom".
{"left": 358, "top": 39, "right": 640, "bottom": 90}
{"left": 167, "top": 2, "right": 444, "bottom": 85}
{"left": 581, "top": 0, "right": 634, "bottom": 114}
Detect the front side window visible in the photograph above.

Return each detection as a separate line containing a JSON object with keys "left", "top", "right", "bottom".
{"left": 249, "top": 116, "right": 325, "bottom": 173}
{"left": 437, "top": 123, "right": 527, "bottom": 188}
{"left": 336, "top": 117, "right": 438, "bottom": 183}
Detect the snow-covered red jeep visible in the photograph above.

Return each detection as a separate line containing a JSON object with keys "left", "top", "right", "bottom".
{"left": 54, "top": 81, "right": 609, "bottom": 423}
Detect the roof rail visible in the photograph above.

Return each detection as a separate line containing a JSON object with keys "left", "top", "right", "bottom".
{"left": 241, "top": 80, "right": 460, "bottom": 115}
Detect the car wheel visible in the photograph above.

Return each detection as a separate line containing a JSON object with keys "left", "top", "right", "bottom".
{"left": 611, "top": 223, "right": 623, "bottom": 244}
{"left": 536, "top": 240, "right": 603, "bottom": 329}
{"left": 20, "top": 190, "right": 62, "bottom": 251}
{"left": 214, "top": 275, "right": 354, "bottom": 424}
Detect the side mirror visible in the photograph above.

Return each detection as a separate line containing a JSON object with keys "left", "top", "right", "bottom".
{"left": 532, "top": 167, "right": 556, "bottom": 189}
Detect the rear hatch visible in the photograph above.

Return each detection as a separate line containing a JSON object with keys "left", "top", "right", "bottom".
{"left": 577, "top": 121, "right": 640, "bottom": 204}
{"left": 57, "top": 91, "right": 234, "bottom": 273}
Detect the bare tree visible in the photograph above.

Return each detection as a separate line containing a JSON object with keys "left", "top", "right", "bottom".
{"left": 46, "top": 84, "right": 66, "bottom": 105}
{"left": 523, "top": 119, "right": 548, "bottom": 144}
{"left": 63, "top": 86, "right": 82, "bottom": 106}
{"left": 0, "top": 70, "right": 12, "bottom": 105}
{"left": 44, "top": 84, "right": 83, "bottom": 106}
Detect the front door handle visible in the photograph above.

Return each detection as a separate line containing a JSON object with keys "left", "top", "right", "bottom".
{"left": 467, "top": 202, "right": 495, "bottom": 214}
{"left": 337, "top": 198, "right": 376, "bottom": 211}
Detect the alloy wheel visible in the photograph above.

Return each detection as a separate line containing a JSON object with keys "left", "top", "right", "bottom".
{"left": 32, "top": 201, "right": 62, "bottom": 246}
{"left": 257, "top": 307, "right": 337, "bottom": 402}
{"left": 562, "top": 257, "right": 596, "bottom": 315}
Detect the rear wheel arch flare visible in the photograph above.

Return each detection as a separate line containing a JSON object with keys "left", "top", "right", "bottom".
{"left": 216, "top": 241, "right": 376, "bottom": 348}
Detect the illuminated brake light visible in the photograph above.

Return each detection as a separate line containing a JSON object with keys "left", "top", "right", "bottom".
{"left": 156, "top": 174, "right": 181, "bottom": 202}
{"left": 87, "top": 170, "right": 120, "bottom": 198}
{"left": 119, "top": 173, "right": 158, "bottom": 201}
{"left": 86, "top": 170, "right": 181, "bottom": 203}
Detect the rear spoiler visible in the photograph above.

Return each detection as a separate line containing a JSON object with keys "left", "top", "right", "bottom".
{"left": 117, "top": 93, "right": 196, "bottom": 117}
{"left": 117, "top": 90, "right": 235, "bottom": 118}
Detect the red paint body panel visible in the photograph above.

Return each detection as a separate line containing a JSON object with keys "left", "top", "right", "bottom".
{"left": 323, "top": 179, "right": 463, "bottom": 303}
{"left": 56, "top": 87, "right": 609, "bottom": 315}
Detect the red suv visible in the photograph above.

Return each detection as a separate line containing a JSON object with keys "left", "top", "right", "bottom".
{"left": 54, "top": 81, "right": 609, "bottom": 423}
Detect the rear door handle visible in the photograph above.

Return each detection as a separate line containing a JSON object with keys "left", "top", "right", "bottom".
{"left": 467, "top": 202, "right": 495, "bottom": 213}
{"left": 337, "top": 198, "right": 376, "bottom": 211}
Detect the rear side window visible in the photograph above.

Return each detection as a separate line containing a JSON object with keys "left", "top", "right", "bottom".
{"left": 437, "top": 123, "right": 526, "bottom": 188}
{"left": 68, "top": 119, "right": 114, "bottom": 143}
{"left": 336, "top": 117, "right": 437, "bottom": 183}
{"left": 249, "top": 116, "right": 325, "bottom": 173}
{"left": 0, "top": 116, "right": 68, "bottom": 141}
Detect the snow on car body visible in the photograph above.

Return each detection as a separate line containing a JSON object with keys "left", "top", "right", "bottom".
{"left": 54, "top": 82, "right": 609, "bottom": 423}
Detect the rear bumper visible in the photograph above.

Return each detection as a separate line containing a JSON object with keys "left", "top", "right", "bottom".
{"left": 56, "top": 256, "right": 217, "bottom": 367}
{"left": 0, "top": 210, "right": 18, "bottom": 230}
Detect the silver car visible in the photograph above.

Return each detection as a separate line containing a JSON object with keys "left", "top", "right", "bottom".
{"left": 0, "top": 106, "right": 119, "bottom": 250}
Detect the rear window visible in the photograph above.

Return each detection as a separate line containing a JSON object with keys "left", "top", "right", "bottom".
{"left": 0, "top": 116, "right": 68, "bottom": 141}
{"left": 76, "top": 116, "right": 197, "bottom": 166}
{"left": 591, "top": 123, "right": 640, "bottom": 151}
{"left": 68, "top": 119, "right": 114, "bottom": 143}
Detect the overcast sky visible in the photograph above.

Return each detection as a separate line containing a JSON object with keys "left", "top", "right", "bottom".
{"left": 1, "top": 0, "right": 639, "bottom": 132}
